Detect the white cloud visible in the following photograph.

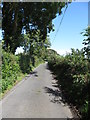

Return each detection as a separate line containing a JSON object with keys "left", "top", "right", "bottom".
{"left": 15, "top": 47, "right": 24, "bottom": 55}
{"left": 52, "top": 48, "right": 71, "bottom": 56}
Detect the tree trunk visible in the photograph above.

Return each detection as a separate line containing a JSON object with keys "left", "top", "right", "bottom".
{"left": 13, "top": 3, "right": 19, "bottom": 35}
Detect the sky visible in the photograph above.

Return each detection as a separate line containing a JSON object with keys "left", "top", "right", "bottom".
{"left": 49, "top": 2, "right": 88, "bottom": 55}
{"left": 0, "top": 2, "right": 89, "bottom": 55}
{"left": 89, "top": 1, "right": 90, "bottom": 25}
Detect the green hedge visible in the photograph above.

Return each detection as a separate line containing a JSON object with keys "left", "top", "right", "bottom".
{"left": 2, "top": 51, "right": 21, "bottom": 93}
{"left": 1, "top": 50, "right": 44, "bottom": 95}
{"left": 48, "top": 49, "right": 89, "bottom": 120}
{"left": 18, "top": 53, "right": 44, "bottom": 74}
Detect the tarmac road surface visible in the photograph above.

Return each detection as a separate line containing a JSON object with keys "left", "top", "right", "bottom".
{"left": 1, "top": 63, "right": 73, "bottom": 119}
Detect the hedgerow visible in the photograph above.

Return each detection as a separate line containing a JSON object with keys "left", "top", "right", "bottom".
{"left": 48, "top": 48, "right": 89, "bottom": 120}
{"left": 2, "top": 50, "right": 21, "bottom": 93}
{"left": 1, "top": 50, "right": 44, "bottom": 95}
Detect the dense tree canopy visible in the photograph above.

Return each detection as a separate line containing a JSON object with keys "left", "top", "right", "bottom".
{"left": 2, "top": 2, "right": 66, "bottom": 53}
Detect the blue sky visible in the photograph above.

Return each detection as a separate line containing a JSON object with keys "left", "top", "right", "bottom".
{"left": 89, "top": 1, "right": 90, "bottom": 25}
{"left": 49, "top": 2, "right": 88, "bottom": 55}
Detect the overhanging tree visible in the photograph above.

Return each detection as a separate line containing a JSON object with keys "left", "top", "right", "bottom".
{"left": 2, "top": 2, "right": 66, "bottom": 53}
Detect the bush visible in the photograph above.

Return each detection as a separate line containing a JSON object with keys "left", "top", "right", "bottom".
{"left": 1, "top": 49, "right": 44, "bottom": 94}
{"left": 18, "top": 53, "right": 44, "bottom": 74}
{"left": 2, "top": 51, "right": 21, "bottom": 93}
{"left": 48, "top": 49, "right": 89, "bottom": 119}
{"left": 18, "top": 53, "right": 32, "bottom": 74}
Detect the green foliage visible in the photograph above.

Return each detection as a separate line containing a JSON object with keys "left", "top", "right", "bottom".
{"left": 18, "top": 30, "right": 49, "bottom": 74}
{"left": 81, "top": 27, "right": 90, "bottom": 61}
{"left": 2, "top": 2, "right": 65, "bottom": 53}
{"left": 48, "top": 48, "right": 89, "bottom": 119}
{"left": 2, "top": 50, "right": 21, "bottom": 93}
{"left": 0, "top": 43, "right": 1, "bottom": 94}
{"left": 18, "top": 53, "right": 44, "bottom": 74}
{"left": 21, "top": 30, "right": 49, "bottom": 56}
{"left": 18, "top": 53, "right": 32, "bottom": 74}
{"left": 1, "top": 48, "right": 45, "bottom": 94}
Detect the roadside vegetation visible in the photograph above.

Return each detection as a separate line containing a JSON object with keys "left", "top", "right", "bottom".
{"left": 1, "top": 49, "right": 44, "bottom": 98}
{"left": 0, "top": 43, "right": 1, "bottom": 96}
{"left": 48, "top": 27, "right": 90, "bottom": 120}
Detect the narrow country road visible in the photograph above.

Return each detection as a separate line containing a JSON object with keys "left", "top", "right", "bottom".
{"left": 1, "top": 63, "right": 73, "bottom": 118}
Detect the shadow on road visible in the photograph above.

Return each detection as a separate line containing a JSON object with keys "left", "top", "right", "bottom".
{"left": 25, "top": 71, "right": 38, "bottom": 78}
{"left": 44, "top": 86, "right": 67, "bottom": 105}
{"left": 30, "top": 71, "right": 38, "bottom": 77}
